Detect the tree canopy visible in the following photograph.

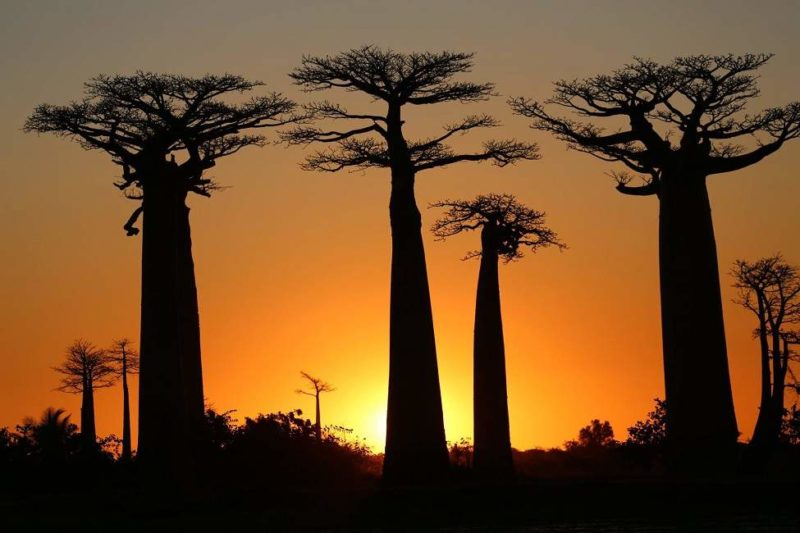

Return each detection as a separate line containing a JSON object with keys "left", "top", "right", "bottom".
{"left": 25, "top": 72, "right": 297, "bottom": 233}
{"left": 510, "top": 53, "right": 800, "bottom": 195}
{"left": 53, "top": 340, "right": 116, "bottom": 393}
{"left": 431, "top": 193, "right": 564, "bottom": 261}
{"left": 283, "top": 46, "right": 539, "bottom": 173}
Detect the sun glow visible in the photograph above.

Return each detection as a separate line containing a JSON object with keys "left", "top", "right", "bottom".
{"left": 362, "top": 408, "right": 387, "bottom": 452}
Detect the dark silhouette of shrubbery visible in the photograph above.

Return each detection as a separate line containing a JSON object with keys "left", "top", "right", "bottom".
{"left": 201, "top": 407, "right": 380, "bottom": 489}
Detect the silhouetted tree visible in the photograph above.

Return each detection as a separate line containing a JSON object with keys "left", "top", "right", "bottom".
{"left": 107, "top": 338, "right": 139, "bottom": 461}
{"left": 202, "top": 407, "right": 239, "bottom": 451}
{"left": 26, "top": 73, "right": 297, "bottom": 473}
{"left": 285, "top": 46, "right": 539, "bottom": 481}
{"left": 781, "top": 405, "right": 800, "bottom": 446}
{"left": 448, "top": 437, "right": 474, "bottom": 469}
{"left": 54, "top": 340, "right": 115, "bottom": 453}
{"left": 732, "top": 256, "right": 800, "bottom": 463}
{"left": 296, "top": 371, "right": 335, "bottom": 442}
{"left": 511, "top": 54, "right": 800, "bottom": 471}
{"left": 565, "top": 419, "right": 617, "bottom": 450}
{"left": 23, "top": 408, "right": 79, "bottom": 465}
{"left": 626, "top": 398, "right": 668, "bottom": 447}
{"left": 432, "top": 194, "right": 562, "bottom": 478}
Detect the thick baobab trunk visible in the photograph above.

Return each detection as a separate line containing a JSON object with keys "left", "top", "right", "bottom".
{"left": 80, "top": 378, "right": 97, "bottom": 452}
{"left": 121, "top": 360, "right": 132, "bottom": 462}
{"left": 746, "top": 313, "right": 789, "bottom": 470}
{"left": 770, "top": 335, "right": 787, "bottom": 443}
{"left": 137, "top": 165, "right": 203, "bottom": 475}
{"left": 658, "top": 173, "right": 738, "bottom": 473}
{"left": 383, "top": 118, "right": 448, "bottom": 482}
{"left": 176, "top": 197, "right": 206, "bottom": 448}
{"left": 315, "top": 394, "right": 321, "bottom": 442}
{"left": 759, "top": 337, "right": 787, "bottom": 451}
{"left": 472, "top": 224, "right": 514, "bottom": 478}
{"left": 748, "top": 318, "right": 774, "bottom": 457}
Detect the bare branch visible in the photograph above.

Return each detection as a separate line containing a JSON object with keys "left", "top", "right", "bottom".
{"left": 414, "top": 139, "right": 539, "bottom": 172}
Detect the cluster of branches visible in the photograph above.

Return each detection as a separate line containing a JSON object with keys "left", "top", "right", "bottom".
{"left": 296, "top": 371, "right": 335, "bottom": 396}
{"left": 53, "top": 339, "right": 139, "bottom": 393}
{"left": 431, "top": 193, "right": 564, "bottom": 261}
{"left": 24, "top": 73, "right": 298, "bottom": 234}
{"left": 282, "top": 46, "right": 539, "bottom": 173}
{"left": 510, "top": 53, "right": 800, "bottom": 195}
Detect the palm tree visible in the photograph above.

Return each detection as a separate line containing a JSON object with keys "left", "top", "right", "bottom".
{"left": 24, "top": 408, "right": 76, "bottom": 464}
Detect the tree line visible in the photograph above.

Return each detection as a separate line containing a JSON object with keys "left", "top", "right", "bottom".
{"left": 22, "top": 47, "right": 800, "bottom": 483}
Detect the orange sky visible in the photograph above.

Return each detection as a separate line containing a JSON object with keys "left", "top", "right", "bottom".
{"left": 1, "top": 1, "right": 800, "bottom": 451}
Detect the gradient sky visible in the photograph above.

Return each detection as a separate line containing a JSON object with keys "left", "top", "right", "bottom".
{"left": 1, "top": 0, "right": 799, "bottom": 451}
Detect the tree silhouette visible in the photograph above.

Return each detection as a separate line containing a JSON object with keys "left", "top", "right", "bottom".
{"left": 22, "top": 408, "right": 78, "bottom": 465}
{"left": 782, "top": 405, "right": 800, "bottom": 445}
{"left": 107, "top": 338, "right": 139, "bottom": 462}
{"left": 626, "top": 398, "right": 668, "bottom": 447}
{"left": 53, "top": 340, "right": 115, "bottom": 453}
{"left": 431, "top": 194, "right": 562, "bottom": 477}
{"left": 296, "top": 371, "right": 335, "bottom": 442}
{"left": 565, "top": 419, "right": 617, "bottom": 450}
{"left": 732, "top": 255, "right": 800, "bottom": 464}
{"left": 26, "top": 73, "right": 297, "bottom": 472}
{"left": 285, "top": 46, "right": 539, "bottom": 482}
{"left": 511, "top": 53, "right": 800, "bottom": 471}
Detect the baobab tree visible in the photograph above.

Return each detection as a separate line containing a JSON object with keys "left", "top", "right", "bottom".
{"left": 285, "top": 46, "right": 539, "bottom": 481}
{"left": 54, "top": 339, "right": 116, "bottom": 453}
{"left": 511, "top": 53, "right": 800, "bottom": 471}
{"left": 107, "top": 338, "right": 139, "bottom": 462}
{"left": 732, "top": 255, "right": 800, "bottom": 465}
{"left": 295, "top": 371, "right": 335, "bottom": 442}
{"left": 431, "top": 194, "right": 563, "bottom": 477}
{"left": 26, "top": 73, "right": 297, "bottom": 471}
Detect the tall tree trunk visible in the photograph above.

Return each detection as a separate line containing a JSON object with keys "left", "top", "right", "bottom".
{"left": 176, "top": 199, "right": 205, "bottom": 454}
{"left": 472, "top": 224, "right": 514, "bottom": 478}
{"left": 121, "top": 359, "right": 132, "bottom": 462}
{"left": 81, "top": 377, "right": 97, "bottom": 453}
{"left": 746, "top": 305, "right": 773, "bottom": 470}
{"left": 658, "top": 173, "right": 738, "bottom": 473}
{"left": 137, "top": 166, "right": 193, "bottom": 477}
{"left": 762, "top": 335, "right": 787, "bottom": 452}
{"left": 749, "top": 304, "right": 772, "bottom": 448}
{"left": 383, "top": 115, "right": 449, "bottom": 482}
{"left": 315, "top": 394, "right": 321, "bottom": 442}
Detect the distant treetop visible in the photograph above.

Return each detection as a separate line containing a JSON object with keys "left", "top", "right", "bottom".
{"left": 431, "top": 193, "right": 564, "bottom": 261}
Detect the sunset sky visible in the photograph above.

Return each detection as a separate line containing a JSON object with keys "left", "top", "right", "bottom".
{"left": 1, "top": 0, "right": 799, "bottom": 451}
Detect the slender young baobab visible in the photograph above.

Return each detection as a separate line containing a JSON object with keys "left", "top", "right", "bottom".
{"left": 107, "top": 338, "right": 140, "bottom": 462}
{"left": 432, "top": 194, "right": 563, "bottom": 477}
{"left": 511, "top": 54, "right": 800, "bottom": 471}
{"left": 296, "top": 371, "right": 335, "bottom": 442}
{"left": 732, "top": 256, "right": 800, "bottom": 465}
{"left": 285, "top": 46, "right": 539, "bottom": 481}
{"left": 26, "top": 74, "right": 297, "bottom": 472}
{"left": 54, "top": 339, "right": 116, "bottom": 453}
